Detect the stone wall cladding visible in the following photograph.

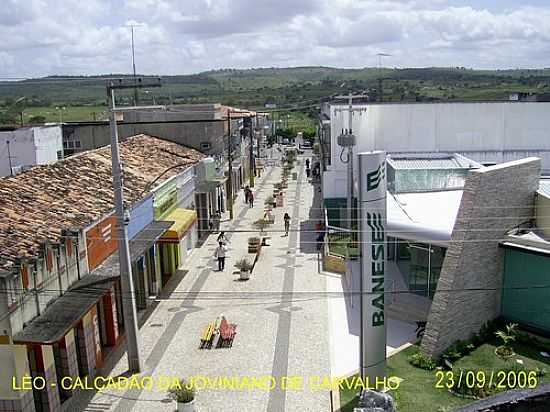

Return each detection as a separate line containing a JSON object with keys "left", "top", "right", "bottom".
{"left": 421, "top": 158, "right": 541, "bottom": 357}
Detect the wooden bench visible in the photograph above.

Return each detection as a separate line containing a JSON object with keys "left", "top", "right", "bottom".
{"left": 199, "top": 321, "right": 216, "bottom": 349}
{"left": 217, "top": 317, "right": 237, "bottom": 348}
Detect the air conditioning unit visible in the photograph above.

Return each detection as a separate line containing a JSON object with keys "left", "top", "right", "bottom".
{"left": 200, "top": 141, "right": 212, "bottom": 151}
{"left": 11, "top": 165, "right": 23, "bottom": 175}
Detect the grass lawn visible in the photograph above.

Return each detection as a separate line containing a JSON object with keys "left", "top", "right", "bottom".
{"left": 327, "top": 233, "right": 359, "bottom": 258}
{"left": 454, "top": 341, "right": 550, "bottom": 386}
{"left": 339, "top": 342, "right": 550, "bottom": 412}
{"left": 22, "top": 106, "right": 107, "bottom": 123}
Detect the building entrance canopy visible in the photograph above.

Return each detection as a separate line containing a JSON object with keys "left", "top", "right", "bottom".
{"left": 13, "top": 275, "right": 116, "bottom": 344}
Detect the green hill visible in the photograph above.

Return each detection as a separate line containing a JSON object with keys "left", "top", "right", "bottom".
{"left": 2, "top": 66, "right": 550, "bottom": 124}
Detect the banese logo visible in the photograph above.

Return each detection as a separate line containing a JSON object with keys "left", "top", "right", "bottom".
{"left": 366, "top": 211, "right": 385, "bottom": 327}
{"left": 366, "top": 163, "right": 385, "bottom": 192}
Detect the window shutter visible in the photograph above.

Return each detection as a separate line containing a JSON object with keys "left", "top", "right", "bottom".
{"left": 21, "top": 266, "right": 29, "bottom": 289}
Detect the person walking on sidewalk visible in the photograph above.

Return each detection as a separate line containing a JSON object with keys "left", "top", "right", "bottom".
{"left": 248, "top": 191, "right": 254, "bottom": 208}
{"left": 283, "top": 213, "right": 291, "bottom": 236}
{"left": 214, "top": 242, "right": 227, "bottom": 271}
{"left": 306, "top": 166, "right": 311, "bottom": 179}
{"left": 217, "top": 231, "right": 228, "bottom": 244}
{"left": 213, "top": 210, "right": 221, "bottom": 232}
{"left": 305, "top": 158, "right": 310, "bottom": 169}
{"left": 244, "top": 186, "right": 251, "bottom": 204}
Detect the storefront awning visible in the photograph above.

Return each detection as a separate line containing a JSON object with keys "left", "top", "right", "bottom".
{"left": 13, "top": 275, "right": 116, "bottom": 344}
{"left": 160, "top": 208, "right": 197, "bottom": 242}
{"left": 93, "top": 220, "right": 174, "bottom": 278}
{"left": 195, "top": 177, "right": 227, "bottom": 193}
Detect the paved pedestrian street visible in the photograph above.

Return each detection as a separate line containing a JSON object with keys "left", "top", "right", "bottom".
{"left": 75, "top": 158, "right": 331, "bottom": 412}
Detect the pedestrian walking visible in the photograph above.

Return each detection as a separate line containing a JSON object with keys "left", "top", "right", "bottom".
{"left": 213, "top": 210, "right": 221, "bottom": 232}
{"left": 248, "top": 191, "right": 254, "bottom": 208}
{"left": 217, "top": 231, "right": 228, "bottom": 244}
{"left": 305, "top": 158, "right": 310, "bottom": 168}
{"left": 283, "top": 213, "right": 291, "bottom": 236}
{"left": 316, "top": 232, "right": 325, "bottom": 251}
{"left": 244, "top": 186, "right": 250, "bottom": 204}
{"left": 214, "top": 242, "right": 227, "bottom": 271}
{"left": 306, "top": 167, "right": 311, "bottom": 179}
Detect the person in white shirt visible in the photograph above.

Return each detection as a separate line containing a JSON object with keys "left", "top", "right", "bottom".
{"left": 214, "top": 242, "right": 227, "bottom": 271}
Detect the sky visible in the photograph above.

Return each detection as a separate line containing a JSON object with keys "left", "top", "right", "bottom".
{"left": 1, "top": 0, "right": 550, "bottom": 78}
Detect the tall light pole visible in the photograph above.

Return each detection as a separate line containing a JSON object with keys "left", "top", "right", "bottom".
{"left": 106, "top": 77, "right": 161, "bottom": 373}
{"left": 376, "top": 53, "right": 392, "bottom": 103}
{"left": 126, "top": 23, "right": 144, "bottom": 106}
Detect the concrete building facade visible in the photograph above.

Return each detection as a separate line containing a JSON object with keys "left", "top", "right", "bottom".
{"left": 420, "top": 158, "right": 541, "bottom": 356}
{"left": 322, "top": 102, "right": 550, "bottom": 195}
{"left": 0, "top": 125, "right": 63, "bottom": 176}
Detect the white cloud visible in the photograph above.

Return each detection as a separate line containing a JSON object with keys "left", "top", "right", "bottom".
{"left": 0, "top": 0, "right": 550, "bottom": 76}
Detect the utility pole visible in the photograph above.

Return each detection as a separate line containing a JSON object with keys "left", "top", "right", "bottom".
{"left": 106, "top": 77, "right": 161, "bottom": 373}
{"left": 6, "top": 140, "right": 13, "bottom": 176}
{"left": 335, "top": 93, "right": 368, "bottom": 231}
{"left": 255, "top": 114, "right": 260, "bottom": 160}
{"left": 226, "top": 111, "right": 234, "bottom": 220}
{"left": 244, "top": 115, "right": 255, "bottom": 187}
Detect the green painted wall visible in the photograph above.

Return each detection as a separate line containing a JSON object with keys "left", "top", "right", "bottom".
{"left": 502, "top": 248, "right": 550, "bottom": 333}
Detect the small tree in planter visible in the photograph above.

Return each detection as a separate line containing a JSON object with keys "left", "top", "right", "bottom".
{"left": 264, "top": 196, "right": 274, "bottom": 207}
{"left": 495, "top": 323, "right": 518, "bottom": 358}
{"left": 235, "top": 258, "right": 253, "bottom": 280}
{"left": 168, "top": 379, "right": 196, "bottom": 412}
{"left": 254, "top": 218, "right": 270, "bottom": 234}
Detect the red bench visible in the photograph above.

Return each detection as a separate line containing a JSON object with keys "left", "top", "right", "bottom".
{"left": 217, "top": 317, "right": 237, "bottom": 348}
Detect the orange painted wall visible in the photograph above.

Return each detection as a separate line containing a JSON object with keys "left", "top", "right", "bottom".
{"left": 86, "top": 216, "right": 118, "bottom": 271}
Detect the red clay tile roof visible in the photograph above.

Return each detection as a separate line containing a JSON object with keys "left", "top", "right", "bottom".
{"left": 0, "top": 134, "right": 204, "bottom": 271}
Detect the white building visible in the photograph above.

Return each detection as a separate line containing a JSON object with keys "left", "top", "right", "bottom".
{"left": 321, "top": 101, "right": 550, "bottom": 200}
{"left": 0, "top": 125, "right": 63, "bottom": 177}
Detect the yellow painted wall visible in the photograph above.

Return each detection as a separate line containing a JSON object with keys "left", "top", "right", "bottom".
{"left": 65, "top": 328, "right": 75, "bottom": 348}
{"left": 42, "top": 344, "right": 55, "bottom": 371}
{"left": 83, "top": 310, "right": 92, "bottom": 328}
{"left": 0, "top": 345, "right": 31, "bottom": 399}
{"left": 536, "top": 193, "right": 550, "bottom": 238}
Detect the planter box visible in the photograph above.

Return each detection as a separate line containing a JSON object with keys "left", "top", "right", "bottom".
{"left": 177, "top": 400, "right": 197, "bottom": 412}
{"left": 248, "top": 245, "right": 260, "bottom": 253}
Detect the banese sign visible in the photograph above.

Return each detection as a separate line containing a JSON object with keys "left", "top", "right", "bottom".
{"left": 358, "top": 151, "right": 387, "bottom": 385}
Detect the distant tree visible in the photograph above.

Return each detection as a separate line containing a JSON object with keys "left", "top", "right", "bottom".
{"left": 28, "top": 115, "right": 46, "bottom": 123}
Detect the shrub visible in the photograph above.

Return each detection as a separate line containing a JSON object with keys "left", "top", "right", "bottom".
{"left": 254, "top": 218, "right": 269, "bottom": 232}
{"left": 264, "top": 195, "right": 274, "bottom": 205}
{"left": 168, "top": 379, "right": 195, "bottom": 403}
{"left": 234, "top": 258, "right": 253, "bottom": 272}
{"left": 408, "top": 352, "right": 437, "bottom": 370}
{"left": 495, "top": 323, "right": 518, "bottom": 357}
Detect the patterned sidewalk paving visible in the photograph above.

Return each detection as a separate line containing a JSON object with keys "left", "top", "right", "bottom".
{"left": 71, "top": 158, "right": 331, "bottom": 412}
